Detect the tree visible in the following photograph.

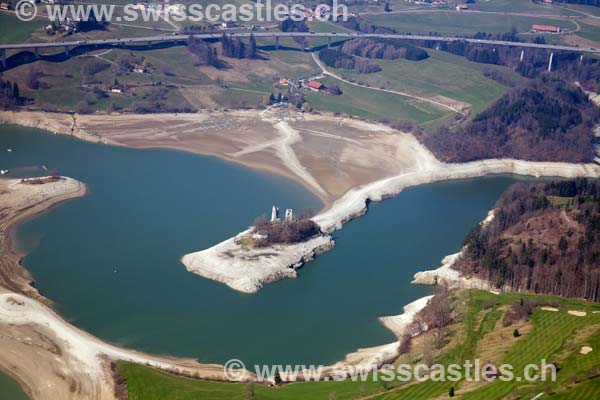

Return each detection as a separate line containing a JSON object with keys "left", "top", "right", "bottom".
{"left": 384, "top": 2, "right": 391, "bottom": 12}
{"left": 249, "top": 34, "right": 257, "bottom": 59}
{"left": 327, "top": 84, "right": 342, "bottom": 96}
{"left": 301, "top": 102, "right": 312, "bottom": 112}
{"left": 398, "top": 332, "right": 412, "bottom": 355}
{"left": 274, "top": 371, "right": 283, "bottom": 386}
{"left": 25, "top": 68, "right": 40, "bottom": 90}
{"left": 513, "top": 328, "right": 521, "bottom": 337}
{"left": 559, "top": 236, "right": 568, "bottom": 255}
{"left": 449, "top": 386, "right": 455, "bottom": 397}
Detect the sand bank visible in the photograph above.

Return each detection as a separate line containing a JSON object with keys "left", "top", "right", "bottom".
{"left": 0, "top": 110, "right": 428, "bottom": 206}
{"left": 186, "top": 158, "right": 600, "bottom": 294}
{"left": 0, "top": 177, "right": 87, "bottom": 301}
{"left": 182, "top": 232, "right": 334, "bottom": 293}
{"left": 379, "top": 295, "right": 434, "bottom": 338}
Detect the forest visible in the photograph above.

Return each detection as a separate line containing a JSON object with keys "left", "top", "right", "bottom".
{"left": 340, "top": 38, "right": 429, "bottom": 61}
{"left": 419, "top": 77, "right": 599, "bottom": 163}
{"left": 318, "top": 48, "right": 382, "bottom": 73}
{"left": 455, "top": 179, "right": 600, "bottom": 301}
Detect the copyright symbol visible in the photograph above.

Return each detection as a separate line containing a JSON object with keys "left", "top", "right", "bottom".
{"left": 224, "top": 359, "right": 248, "bottom": 381}
{"left": 15, "top": 0, "right": 38, "bottom": 22}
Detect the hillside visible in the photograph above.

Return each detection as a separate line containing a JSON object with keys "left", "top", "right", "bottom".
{"left": 456, "top": 179, "right": 600, "bottom": 301}
{"left": 420, "top": 78, "right": 600, "bottom": 163}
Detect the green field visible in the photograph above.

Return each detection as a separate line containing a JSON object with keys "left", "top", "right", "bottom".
{"left": 321, "top": 49, "right": 523, "bottom": 117}
{"left": 306, "top": 76, "right": 449, "bottom": 124}
{"left": 118, "top": 290, "right": 600, "bottom": 400}
{"left": 362, "top": 11, "right": 577, "bottom": 36}
{"left": 576, "top": 22, "right": 600, "bottom": 43}
{"left": 473, "top": 0, "right": 578, "bottom": 15}
{"left": 0, "top": 13, "right": 45, "bottom": 44}
{"left": 558, "top": 3, "right": 600, "bottom": 17}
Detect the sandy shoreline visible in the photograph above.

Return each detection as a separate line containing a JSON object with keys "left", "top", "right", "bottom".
{"left": 0, "top": 177, "right": 88, "bottom": 302}
{"left": 0, "top": 176, "right": 256, "bottom": 399}
{"left": 3, "top": 110, "right": 600, "bottom": 397}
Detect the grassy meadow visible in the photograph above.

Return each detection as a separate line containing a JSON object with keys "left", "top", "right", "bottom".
{"left": 319, "top": 49, "right": 523, "bottom": 118}
{"left": 362, "top": 12, "right": 577, "bottom": 36}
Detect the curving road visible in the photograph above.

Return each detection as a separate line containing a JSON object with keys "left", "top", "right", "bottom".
{"left": 310, "top": 52, "right": 464, "bottom": 114}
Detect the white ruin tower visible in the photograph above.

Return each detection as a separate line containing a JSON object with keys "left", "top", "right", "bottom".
{"left": 270, "top": 205, "right": 280, "bottom": 222}
{"left": 284, "top": 209, "right": 293, "bottom": 223}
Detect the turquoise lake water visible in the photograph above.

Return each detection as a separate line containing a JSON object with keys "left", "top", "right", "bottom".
{"left": 1, "top": 125, "right": 543, "bottom": 377}
{"left": 0, "top": 372, "right": 28, "bottom": 400}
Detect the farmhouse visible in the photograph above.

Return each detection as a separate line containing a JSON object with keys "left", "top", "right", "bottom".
{"left": 132, "top": 64, "right": 146, "bottom": 74}
{"left": 306, "top": 81, "right": 324, "bottom": 91}
{"left": 0, "top": 2, "right": 11, "bottom": 9}
{"left": 532, "top": 24, "right": 560, "bottom": 33}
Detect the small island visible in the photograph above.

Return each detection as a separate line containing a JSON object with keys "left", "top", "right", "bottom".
{"left": 181, "top": 205, "right": 334, "bottom": 293}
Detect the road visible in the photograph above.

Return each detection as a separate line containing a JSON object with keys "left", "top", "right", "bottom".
{"left": 0, "top": 31, "right": 598, "bottom": 54}
{"left": 310, "top": 52, "right": 464, "bottom": 114}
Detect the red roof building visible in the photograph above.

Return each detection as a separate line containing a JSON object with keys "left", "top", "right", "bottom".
{"left": 307, "top": 81, "right": 324, "bottom": 90}
{"left": 532, "top": 24, "right": 560, "bottom": 33}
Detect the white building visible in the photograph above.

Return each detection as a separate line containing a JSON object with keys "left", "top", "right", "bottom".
{"left": 284, "top": 209, "right": 293, "bottom": 223}
{"left": 270, "top": 205, "right": 279, "bottom": 222}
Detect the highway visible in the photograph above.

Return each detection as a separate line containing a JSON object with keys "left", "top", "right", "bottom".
{"left": 0, "top": 31, "right": 598, "bottom": 54}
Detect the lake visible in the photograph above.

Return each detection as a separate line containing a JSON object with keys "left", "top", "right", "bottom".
{"left": 1, "top": 125, "right": 541, "bottom": 370}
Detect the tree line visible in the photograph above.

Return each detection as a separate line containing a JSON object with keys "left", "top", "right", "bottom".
{"left": 221, "top": 34, "right": 257, "bottom": 59}
{"left": 456, "top": 178, "right": 600, "bottom": 301}
{"left": 318, "top": 48, "right": 382, "bottom": 73}
{"left": 340, "top": 38, "right": 429, "bottom": 61}
{"left": 0, "top": 78, "right": 22, "bottom": 110}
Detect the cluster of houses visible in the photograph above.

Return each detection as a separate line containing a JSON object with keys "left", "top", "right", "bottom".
{"left": 131, "top": 1, "right": 185, "bottom": 17}
{"left": 44, "top": 19, "right": 78, "bottom": 36}
{"left": 277, "top": 77, "right": 325, "bottom": 92}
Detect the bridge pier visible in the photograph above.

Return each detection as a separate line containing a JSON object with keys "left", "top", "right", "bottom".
{"left": 34, "top": 47, "right": 39, "bottom": 59}
{"left": 548, "top": 52, "right": 554, "bottom": 72}
{"left": 148, "top": 41, "right": 152, "bottom": 48}
{"left": 64, "top": 46, "right": 70, "bottom": 56}
{"left": 520, "top": 50, "right": 524, "bottom": 62}
{"left": 580, "top": 54, "right": 584, "bottom": 65}
{"left": 301, "top": 37, "right": 306, "bottom": 52}
{"left": 1, "top": 49, "right": 5, "bottom": 68}
{"left": 275, "top": 36, "right": 279, "bottom": 50}
{"left": 327, "top": 36, "right": 331, "bottom": 49}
